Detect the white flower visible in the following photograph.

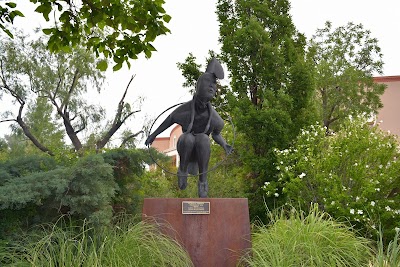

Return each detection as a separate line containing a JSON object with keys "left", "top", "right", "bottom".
{"left": 264, "top": 181, "right": 270, "bottom": 186}
{"left": 299, "top": 172, "right": 306, "bottom": 179}
{"left": 372, "top": 225, "right": 376, "bottom": 229}
{"left": 371, "top": 201, "right": 376, "bottom": 207}
{"left": 375, "top": 188, "right": 381, "bottom": 192}
{"left": 276, "top": 166, "right": 280, "bottom": 170}
{"left": 356, "top": 196, "right": 360, "bottom": 201}
{"left": 395, "top": 227, "right": 400, "bottom": 233}
{"left": 366, "top": 165, "right": 369, "bottom": 168}
{"left": 357, "top": 210, "right": 363, "bottom": 215}
{"left": 385, "top": 206, "right": 392, "bottom": 212}
{"left": 350, "top": 209, "right": 355, "bottom": 214}
{"left": 274, "top": 193, "right": 279, "bottom": 197}
{"left": 331, "top": 201, "right": 336, "bottom": 205}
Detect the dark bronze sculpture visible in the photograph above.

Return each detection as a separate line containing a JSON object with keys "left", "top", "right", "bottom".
{"left": 145, "top": 58, "right": 232, "bottom": 197}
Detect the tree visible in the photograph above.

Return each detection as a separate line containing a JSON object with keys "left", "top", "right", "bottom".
{"left": 265, "top": 115, "right": 400, "bottom": 243}
{"left": 307, "top": 21, "right": 386, "bottom": 132}
{"left": 216, "top": 0, "right": 317, "bottom": 219}
{"left": 0, "top": 0, "right": 171, "bottom": 70}
{"left": 0, "top": 34, "right": 141, "bottom": 156}
{"left": 25, "top": 97, "right": 65, "bottom": 151}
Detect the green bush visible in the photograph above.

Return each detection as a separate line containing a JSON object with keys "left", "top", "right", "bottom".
{"left": 264, "top": 115, "right": 400, "bottom": 242}
{"left": 1, "top": 216, "right": 193, "bottom": 267}
{"left": 102, "top": 149, "right": 144, "bottom": 214}
{"left": 0, "top": 154, "right": 117, "bottom": 235}
{"left": 241, "top": 205, "right": 371, "bottom": 266}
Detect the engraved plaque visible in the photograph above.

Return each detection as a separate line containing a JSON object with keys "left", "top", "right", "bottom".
{"left": 182, "top": 201, "right": 210, "bottom": 215}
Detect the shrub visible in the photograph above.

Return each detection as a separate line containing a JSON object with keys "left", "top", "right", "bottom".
{"left": 264, "top": 115, "right": 400, "bottom": 242}
{"left": 0, "top": 154, "right": 117, "bottom": 234}
{"left": 2, "top": 216, "right": 193, "bottom": 267}
{"left": 241, "top": 205, "right": 372, "bottom": 266}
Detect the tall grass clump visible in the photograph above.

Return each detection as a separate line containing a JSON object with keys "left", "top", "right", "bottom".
{"left": 372, "top": 227, "right": 400, "bottom": 267}
{"left": 241, "top": 205, "right": 372, "bottom": 267}
{"left": 3, "top": 215, "right": 193, "bottom": 267}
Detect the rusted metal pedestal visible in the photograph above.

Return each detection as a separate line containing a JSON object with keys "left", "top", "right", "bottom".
{"left": 142, "top": 198, "right": 251, "bottom": 267}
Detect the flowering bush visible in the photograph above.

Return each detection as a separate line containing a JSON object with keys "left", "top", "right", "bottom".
{"left": 263, "top": 115, "right": 400, "bottom": 242}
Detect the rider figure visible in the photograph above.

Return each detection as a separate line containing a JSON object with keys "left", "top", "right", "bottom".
{"left": 145, "top": 58, "right": 232, "bottom": 197}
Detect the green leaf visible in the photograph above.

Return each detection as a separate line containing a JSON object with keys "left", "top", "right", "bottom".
{"left": 42, "top": 28, "right": 53, "bottom": 35}
{"left": 55, "top": 2, "right": 63, "bottom": 11}
{"left": 144, "top": 49, "right": 151, "bottom": 58}
{"left": 35, "top": 3, "right": 52, "bottom": 21}
{"left": 112, "top": 62, "right": 123, "bottom": 71}
{"left": 10, "top": 10, "right": 24, "bottom": 17}
{"left": 103, "top": 50, "right": 110, "bottom": 58}
{"left": 5, "top": 2, "right": 17, "bottom": 8}
{"left": 0, "top": 25, "right": 13, "bottom": 38}
{"left": 148, "top": 44, "right": 157, "bottom": 52}
{"left": 163, "top": 14, "right": 171, "bottom": 23}
{"left": 97, "top": 60, "right": 108, "bottom": 71}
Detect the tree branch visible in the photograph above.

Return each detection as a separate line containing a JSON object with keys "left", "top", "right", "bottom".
{"left": 113, "top": 74, "right": 135, "bottom": 125}
{"left": 0, "top": 118, "right": 17, "bottom": 123}
{"left": 15, "top": 103, "right": 55, "bottom": 156}
{"left": 61, "top": 68, "right": 80, "bottom": 113}
{"left": 96, "top": 75, "right": 138, "bottom": 150}
{"left": 74, "top": 114, "right": 86, "bottom": 134}
{"left": 119, "top": 130, "right": 143, "bottom": 148}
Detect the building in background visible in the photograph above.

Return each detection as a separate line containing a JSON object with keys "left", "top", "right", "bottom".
{"left": 151, "top": 124, "right": 182, "bottom": 167}
{"left": 374, "top": 75, "right": 400, "bottom": 137}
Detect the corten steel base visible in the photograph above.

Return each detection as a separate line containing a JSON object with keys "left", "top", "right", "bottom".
{"left": 142, "top": 198, "right": 251, "bottom": 267}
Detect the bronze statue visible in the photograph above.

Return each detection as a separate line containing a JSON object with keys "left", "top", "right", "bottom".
{"left": 145, "top": 58, "right": 232, "bottom": 197}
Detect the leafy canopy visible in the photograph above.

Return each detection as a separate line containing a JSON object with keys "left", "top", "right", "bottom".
{"left": 0, "top": 0, "right": 171, "bottom": 71}
{"left": 307, "top": 21, "right": 386, "bottom": 131}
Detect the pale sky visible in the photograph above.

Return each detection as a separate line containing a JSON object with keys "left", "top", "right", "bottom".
{"left": 1, "top": 0, "right": 399, "bottom": 143}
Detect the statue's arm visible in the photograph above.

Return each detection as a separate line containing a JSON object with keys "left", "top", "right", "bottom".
{"left": 211, "top": 114, "right": 233, "bottom": 155}
{"left": 145, "top": 102, "right": 192, "bottom": 146}
{"left": 145, "top": 115, "right": 174, "bottom": 146}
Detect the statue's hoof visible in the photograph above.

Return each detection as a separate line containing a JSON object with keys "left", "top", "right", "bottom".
{"left": 198, "top": 181, "right": 208, "bottom": 198}
{"left": 178, "top": 171, "right": 188, "bottom": 190}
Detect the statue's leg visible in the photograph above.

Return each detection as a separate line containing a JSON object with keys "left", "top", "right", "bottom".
{"left": 195, "top": 134, "right": 211, "bottom": 198}
{"left": 177, "top": 133, "right": 195, "bottom": 190}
